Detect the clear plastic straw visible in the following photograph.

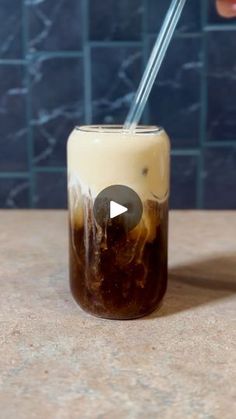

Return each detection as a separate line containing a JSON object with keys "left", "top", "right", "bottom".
{"left": 124, "top": 0, "right": 187, "bottom": 131}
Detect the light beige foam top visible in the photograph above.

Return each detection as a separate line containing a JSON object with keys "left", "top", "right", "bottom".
{"left": 67, "top": 126, "right": 170, "bottom": 201}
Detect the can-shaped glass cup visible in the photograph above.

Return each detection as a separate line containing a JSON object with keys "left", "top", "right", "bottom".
{"left": 67, "top": 125, "right": 170, "bottom": 319}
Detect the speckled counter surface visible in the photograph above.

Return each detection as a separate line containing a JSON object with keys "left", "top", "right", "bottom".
{"left": 0, "top": 211, "right": 235, "bottom": 419}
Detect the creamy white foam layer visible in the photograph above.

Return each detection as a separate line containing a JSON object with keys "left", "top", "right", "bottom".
{"left": 67, "top": 126, "right": 170, "bottom": 201}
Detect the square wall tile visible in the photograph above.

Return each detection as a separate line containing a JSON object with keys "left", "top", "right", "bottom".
{"left": 0, "top": 65, "right": 28, "bottom": 171}
{"left": 89, "top": 0, "right": 143, "bottom": 41}
{"left": 30, "top": 56, "right": 84, "bottom": 167}
{"left": 33, "top": 171, "right": 67, "bottom": 208}
{"left": 0, "top": 0, "right": 23, "bottom": 58}
{"left": 148, "top": 36, "right": 202, "bottom": 148}
{"left": 207, "top": 31, "right": 236, "bottom": 141}
{"left": 0, "top": 177, "right": 30, "bottom": 208}
{"left": 203, "top": 147, "right": 236, "bottom": 209}
{"left": 170, "top": 155, "right": 198, "bottom": 209}
{"left": 26, "top": 0, "right": 83, "bottom": 52}
{"left": 147, "top": 0, "right": 201, "bottom": 34}
{"left": 91, "top": 46, "right": 142, "bottom": 124}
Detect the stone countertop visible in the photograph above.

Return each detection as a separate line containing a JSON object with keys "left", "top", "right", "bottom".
{"left": 0, "top": 211, "right": 235, "bottom": 419}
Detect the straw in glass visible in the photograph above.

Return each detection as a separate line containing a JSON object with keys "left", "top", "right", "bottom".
{"left": 124, "top": 0, "right": 187, "bottom": 131}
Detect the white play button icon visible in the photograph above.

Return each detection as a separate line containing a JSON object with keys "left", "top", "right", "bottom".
{"left": 93, "top": 185, "right": 143, "bottom": 232}
{"left": 110, "top": 201, "right": 128, "bottom": 219}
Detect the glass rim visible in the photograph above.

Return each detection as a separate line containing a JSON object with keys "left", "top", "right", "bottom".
{"left": 75, "top": 125, "right": 164, "bottom": 135}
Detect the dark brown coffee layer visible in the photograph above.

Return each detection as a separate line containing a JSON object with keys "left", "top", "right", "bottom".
{"left": 69, "top": 200, "right": 168, "bottom": 319}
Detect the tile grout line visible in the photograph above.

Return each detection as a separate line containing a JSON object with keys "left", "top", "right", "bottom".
{"left": 89, "top": 41, "right": 143, "bottom": 47}
{"left": 0, "top": 59, "right": 27, "bottom": 65}
{"left": 197, "top": 0, "right": 208, "bottom": 209}
{"left": 0, "top": 172, "right": 30, "bottom": 179}
{"left": 22, "top": 0, "right": 34, "bottom": 208}
{"left": 204, "top": 24, "right": 236, "bottom": 31}
{"left": 204, "top": 141, "right": 236, "bottom": 147}
{"left": 147, "top": 32, "right": 202, "bottom": 39}
{"left": 25, "top": 51, "right": 84, "bottom": 58}
{"left": 34, "top": 167, "right": 66, "bottom": 173}
{"left": 171, "top": 149, "right": 201, "bottom": 156}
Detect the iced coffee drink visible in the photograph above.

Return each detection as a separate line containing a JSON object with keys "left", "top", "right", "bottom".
{"left": 67, "top": 125, "right": 170, "bottom": 319}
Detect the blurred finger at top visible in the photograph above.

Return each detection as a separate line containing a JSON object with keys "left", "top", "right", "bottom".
{"left": 216, "top": 0, "right": 236, "bottom": 17}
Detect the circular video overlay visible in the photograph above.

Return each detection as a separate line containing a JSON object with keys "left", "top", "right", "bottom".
{"left": 93, "top": 184, "right": 143, "bottom": 232}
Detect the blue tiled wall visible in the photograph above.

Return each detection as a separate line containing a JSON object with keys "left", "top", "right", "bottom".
{"left": 0, "top": 0, "right": 235, "bottom": 209}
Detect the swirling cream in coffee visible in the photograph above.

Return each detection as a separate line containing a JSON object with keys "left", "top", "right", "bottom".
{"left": 67, "top": 126, "right": 170, "bottom": 319}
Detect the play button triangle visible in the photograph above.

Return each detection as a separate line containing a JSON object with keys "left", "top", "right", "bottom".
{"left": 110, "top": 200, "right": 128, "bottom": 219}
{"left": 93, "top": 185, "right": 143, "bottom": 231}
